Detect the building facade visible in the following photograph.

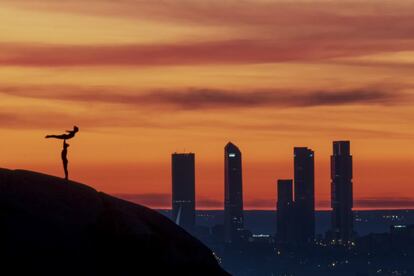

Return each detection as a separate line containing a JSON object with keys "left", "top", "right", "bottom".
{"left": 294, "top": 147, "right": 315, "bottom": 244}
{"left": 224, "top": 142, "right": 244, "bottom": 243}
{"left": 172, "top": 153, "right": 196, "bottom": 232}
{"left": 331, "top": 141, "right": 353, "bottom": 242}
{"left": 277, "top": 179, "right": 295, "bottom": 243}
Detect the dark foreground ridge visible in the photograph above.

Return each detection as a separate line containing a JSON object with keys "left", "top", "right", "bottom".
{"left": 0, "top": 168, "right": 228, "bottom": 276}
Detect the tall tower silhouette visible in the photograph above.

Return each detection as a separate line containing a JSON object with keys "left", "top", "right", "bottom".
{"left": 294, "top": 147, "right": 315, "bottom": 244}
{"left": 331, "top": 141, "right": 354, "bottom": 242}
{"left": 172, "top": 153, "right": 195, "bottom": 232}
{"left": 277, "top": 179, "right": 295, "bottom": 244}
{"left": 224, "top": 142, "right": 244, "bottom": 243}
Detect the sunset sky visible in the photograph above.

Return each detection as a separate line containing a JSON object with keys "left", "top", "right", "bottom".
{"left": 1, "top": 0, "right": 413, "bottom": 209}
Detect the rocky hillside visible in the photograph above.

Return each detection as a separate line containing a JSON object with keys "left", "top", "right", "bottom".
{"left": 0, "top": 168, "right": 229, "bottom": 275}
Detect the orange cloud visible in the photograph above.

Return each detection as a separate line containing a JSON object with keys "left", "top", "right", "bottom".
{"left": 1, "top": 39, "right": 413, "bottom": 67}
{"left": 6, "top": 1, "right": 414, "bottom": 32}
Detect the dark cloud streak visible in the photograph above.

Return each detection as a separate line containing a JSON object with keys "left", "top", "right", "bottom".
{"left": 0, "top": 39, "right": 413, "bottom": 67}
{"left": 0, "top": 109, "right": 156, "bottom": 130}
{"left": 142, "top": 89, "right": 399, "bottom": 109}
{"left": 318, "top": 197, "right": 414, "bottom": 209}
{"left": 355, "top": 197, "right": 414, "bottom": 209}
{"left": 1, "top": 85, "right": 404, "bottom": 110}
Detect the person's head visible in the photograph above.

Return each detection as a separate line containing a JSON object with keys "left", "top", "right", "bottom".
{"left": 64, "top": 141, "right": 70, "bottom": 148}
{"left": 73, "top": 126, "right": 79, "bottom": 132}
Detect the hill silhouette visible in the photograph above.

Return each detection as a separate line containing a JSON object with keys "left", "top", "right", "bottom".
{"left": 0, "top": 168, "right": 228, "bottom": 276}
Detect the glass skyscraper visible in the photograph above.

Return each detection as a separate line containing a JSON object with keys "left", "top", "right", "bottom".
{"left": 224, "top": 142, "right": 244, "bottom": 243}
{"left": 277, "top": 179, "right": 295, "bottom": 244}
{"left": 331, "top": 141, "right": 354, "bottom": 242}
{"left": 294, "top": 147, "right": 315, "bottom": 244}
{"left": 172, "top": 153, "right": 196, "bottom": 232}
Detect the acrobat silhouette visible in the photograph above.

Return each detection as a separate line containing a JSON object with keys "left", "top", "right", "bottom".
{"left": 61, "top": 140, "right": 69, "bottom": 180}
{"left": 45, "top": 126, "right": 79, "bottom": 140}
{"left": 45, "top": 126, "right": 79, "bottom": 180}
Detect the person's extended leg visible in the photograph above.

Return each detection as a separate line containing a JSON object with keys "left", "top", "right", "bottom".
{"left": 46, "top": 134, "right": 65, "bottom": 139}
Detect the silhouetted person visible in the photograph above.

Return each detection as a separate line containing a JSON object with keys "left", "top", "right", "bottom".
{"left": 45, "top": 126, "right": 78, "bottom": 180}
{"left": 46, "top": 126, "right": 79, "bottom": 140}
{"left": 62, "top": 140, "right": 69, "bottom": 180}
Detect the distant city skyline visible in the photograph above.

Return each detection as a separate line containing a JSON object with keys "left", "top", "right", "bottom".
{"left": 119, "top": 140, "right": 411, "bottom": 211}
{"left": 1, "top": 1, "right": 413, "bottom": 210}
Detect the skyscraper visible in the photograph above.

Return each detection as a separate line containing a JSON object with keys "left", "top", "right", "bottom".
{"left": 277, "top": 179, "right": 295, "bottom": 244}
{"left": 172, "top": 153, "right": 195, "bottom": 232}
{"left": 294, "top": 147, "right": 315, "bottom": 244}
{"left": 224, "top": 142, "right": 244, "bottom": 243}
{"left": 331, "top": 141, "right": 353, "bottom": 242}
